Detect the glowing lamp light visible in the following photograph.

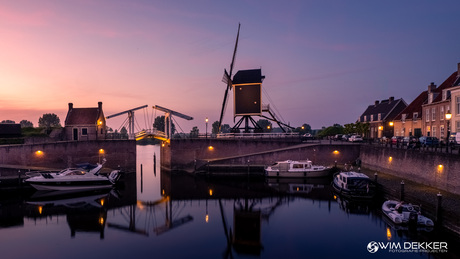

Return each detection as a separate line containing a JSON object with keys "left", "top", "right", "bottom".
{"left": 205, "top": 214, "right": 209, "bottom": 223}
{"left": 389, "top": 121, "right": 394, "bottom": 126}
{"left": 99, "top": 217, "right": 104, "bottom": 225}
{"left": 438, "top": 165, "right": 444, "bottom": 173}
{"left": 208, "top": 146, "right": 214, "bottom": 151}
{"left": 99, "top": 149, "right": 104, "bottom": 154}
{"left": 333, "top": 195, "right": 337, "bottom": 200}
{"left": 35, "top": 150, "right": 44, "bottom": 156}
{"left": 445, "top": 112, "right": 452, "bottom": 120}
{"left": 162, "top": 189, "right": 165, "bottom": 195}
{"left": 209, "top": 189, "right": 213, "bottom": 196}
{"left": 378, "top": 126, "right": 383, "bottom": 130}
{"left": 388, "top": 156, "right": 393, "bottom": 162}
{"left": 137, "top": 200, "right": 145, "bottom": 210}
{"left": 386, "top": 227, "right": 392, "bottom": 241}
{"left": 333, "top": 150, "right": 339, "bottom": 155}
{"left": 38, "top": 206, "right": 43, "bottom": 215}
{"left": 98, "top": 120, "right": 103, "bottom": 125}
{"left": 100, "top": 198, "right": 105, "bottom": 206}
{"left": 161, "top": 143, "right": 165, "bottom": 147}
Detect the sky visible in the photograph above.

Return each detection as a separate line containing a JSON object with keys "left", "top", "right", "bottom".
{"left": 1, "top": 0, "right": 460, "bottom": 132}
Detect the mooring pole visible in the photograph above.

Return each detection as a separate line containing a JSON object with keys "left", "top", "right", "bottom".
{"left": 374, "top": 172, "right": 378, "bottom": 183}
{"left": 436, "top": 192, "right": 443, "bottom": 224}
{"left": 400, "top": 180, "right": 405, "bottom": 201}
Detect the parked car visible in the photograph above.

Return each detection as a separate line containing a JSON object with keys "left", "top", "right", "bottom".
{"left": 349, "top": 135, "right": 363, "bottom": 142}
{"left": 333, "top": 134, "right": 343, "bottom": 141}
{"left": 301, "top": 133, "right": 314, "bottom": 140}
{"left": 391, "top": 136, "right": 403, "bottom": 144}
{"left": 419, "top": 136, "right": 439, "bottom": 147}
{"left": 342, "top": 134, "right": 350, "bottom": 141}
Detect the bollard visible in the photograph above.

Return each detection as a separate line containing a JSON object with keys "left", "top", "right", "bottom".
{"left": 436, "top": 192, "right": 442, "bottom": 224}
{"left": 334, "top": 160, "right": 337, "bottom": 168}
{"left": 374, "top": 172, "right": 378, "bottom": 183}
{"left": 400, "top": 180, "right": 405, "bottom": 201}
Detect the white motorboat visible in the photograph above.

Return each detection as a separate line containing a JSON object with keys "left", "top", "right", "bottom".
{"left": 382, "top": 200, "right": 434, "bottom": 226}
{"left": 265, "top": 160, "right": 330, "bottom": 178}
{"left": 332, "top": 171, "right": 375, "bottom": 199}
{"left": 25, "top": 160, "right": 120, "bottom": 191}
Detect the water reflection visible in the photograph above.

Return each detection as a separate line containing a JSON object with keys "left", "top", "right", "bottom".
{"left": 0, "top": 145, "right": 458, "bottom": 259}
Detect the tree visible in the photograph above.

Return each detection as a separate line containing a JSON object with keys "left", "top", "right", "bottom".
{"left": 293, "top": 123, "right": 312, "bottom": 134}
{"left": 190, "top": 126, "right": 199, "bottom": 138}
{"left": 120, "top": 126, "right": 128, "bottom": 138}
{"left": 38, "top": 113, "right": 61, "bottom": 128}
{"left": 318, "top": 124, "right": 344, "bottom": 137}
{"left": 153, "top": 116, "right": 176, "bottom": 134}
{"left": 256, "top": 119, "right": 272, "bottom": 132}
{"left": 221, "top": 124, "right": 231, "bottom": 133}
{"left": 1, "top": 120, "right": 15, "bottom": 124}
{"left": 212, "top": 121, "right": 219, "bottom": 134}
{"left": 20, "top": 120, "right": 33, "bottom": 127}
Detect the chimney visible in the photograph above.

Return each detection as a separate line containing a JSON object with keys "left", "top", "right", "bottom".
{"left": 98, "top": 102, "right": 102, "bottom": 110}
{"left": 374, "top": 100, "right": 379, "bottom": 106}
{"left": 389, "top": 96, "right": 394, "bottom": 103}
{"left": 428, "top": 82, "right": 436, "bottom": 93}
{"left": 68, "top": 103, "right": 73, "bottom": 110}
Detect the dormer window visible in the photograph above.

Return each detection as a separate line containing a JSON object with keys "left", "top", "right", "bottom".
{"left": 401, "top": 114, "right": 406, "bottom": 123}
{"left": 413, "top": 112, "right": 418, "bottom": 121}
{"left": 378, "top": 113, "right": 381, "bottom": 121}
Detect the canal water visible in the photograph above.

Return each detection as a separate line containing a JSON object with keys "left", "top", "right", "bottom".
{"left": 0, "top": 145, "right": 459, "bottom": 259}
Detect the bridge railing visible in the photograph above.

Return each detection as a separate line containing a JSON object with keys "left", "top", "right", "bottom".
{"left": 214, "top": 132, "right": 301, "bottom": 139}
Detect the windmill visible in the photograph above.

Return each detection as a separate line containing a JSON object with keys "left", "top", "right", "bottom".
{"left": 218, "top": 24, "right": 294, "bottom": 133}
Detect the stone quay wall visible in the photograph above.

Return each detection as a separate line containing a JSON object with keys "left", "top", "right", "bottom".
{"left": 360, "top": 145, "right": 460, "bottom": 195}
{"left": 162, "top": 138, "right": 360, "bottom": 172}
{"left": 0, "top": 140, "right": 136, "bottom": 175}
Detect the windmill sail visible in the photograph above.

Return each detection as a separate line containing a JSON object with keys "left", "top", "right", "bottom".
{"left": 218, "top": 23, "right": 241, "bottom": 133}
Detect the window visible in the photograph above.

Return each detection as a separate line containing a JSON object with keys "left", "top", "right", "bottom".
{"left": 441, "top": 125, "right": 445, "bottom": 138}
{"left": 456, "top": 121, "right": 460, "bottom": 133}
{"left": 457, "top": 97, "right": 460, "bottom": 114}
{"left": 432, "top": 108, "right": 436, "bottom": 121}
{"left": 440, "top": 106, "right": 444, "bottom": 121}
{"left": 363, "top": 115, "right": 367, "bottom": 122}
{"left": 402, "top": 114, "right": 406, "bottom": 123}
{"left": 413, "top": 112, "right": 418, "bottom": 121}
{"left": 378, "top": 113, "right": 381, "bottom": 121}
{"left": 432, "top": 126, "right": 437, "bottom": 138}
{"left": 371, "top": 114, "right": 374, "bottom": 121}
{"left": 82, "top": 128, "right": 88, "bottom": 136}
{"left": 426, "top": 109, "right": 430, "bottom": 122}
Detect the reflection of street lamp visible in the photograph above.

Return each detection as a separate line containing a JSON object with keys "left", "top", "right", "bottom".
{"left": 445, "top": 111, "right": 452, "bottom": 152}
{"left": 205, "top": 117, "right": 208, "bottom": 140}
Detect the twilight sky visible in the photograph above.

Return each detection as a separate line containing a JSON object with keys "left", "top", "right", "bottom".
{"left": 1, "top": 0, "right": 460, "bottom": 132}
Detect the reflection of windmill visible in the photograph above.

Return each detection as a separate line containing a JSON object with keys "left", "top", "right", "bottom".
{"left": 218, "top": 24, "right": 294, "bottom": 133}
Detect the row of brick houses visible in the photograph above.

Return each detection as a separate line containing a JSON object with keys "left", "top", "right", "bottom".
{"left": 358, "top": 63, "right": 460, "bottom": 140}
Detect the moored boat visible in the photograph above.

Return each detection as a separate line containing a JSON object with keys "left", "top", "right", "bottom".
{"left": 332, "top": 171, "right": 375, "bottom": 199}
{"left": 382, "top": 200, "right": 434, "bottom": 226}
{"left": 265, "top": 160, "right": 330, "bottom": 178}
{"left": 25, "top": 160, "right": 120, "bottom": 191}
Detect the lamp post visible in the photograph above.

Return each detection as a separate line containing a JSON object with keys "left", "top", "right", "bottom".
{"left": 445, "top": 111, "right": 452, "bottom": 152}
{"left": 205, "top": 117, "right": 208, "bottom": 140}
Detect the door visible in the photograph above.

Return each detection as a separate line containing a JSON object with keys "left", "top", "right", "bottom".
{"left": 73, "top": 128, "right": 78, "bottom": 141}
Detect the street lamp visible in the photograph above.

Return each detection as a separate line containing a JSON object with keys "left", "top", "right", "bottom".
{"left": 445, "top": 111, "right": 452, "bottom": 152}
{"left": 205, "top": 117, "right": 208, "bottom": 140}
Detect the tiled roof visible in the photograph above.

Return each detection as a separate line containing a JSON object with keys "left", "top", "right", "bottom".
{"left": 360, "top": 98, "right": 406, "bottom": 122}
{"left": 394, "top": 91, "right": 428, "bottom": 120}
{"left": 431, "top": 72, "right": 459, "bottom": 103}
{"left": 65, "top": 108, "right": 100, "bottom": 125}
